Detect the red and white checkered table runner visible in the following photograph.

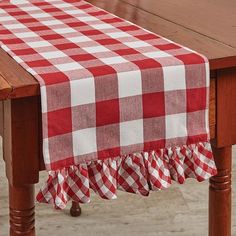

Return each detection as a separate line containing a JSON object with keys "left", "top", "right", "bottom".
{"left": 0, "top": 0, "right": 217, "bottom": 209}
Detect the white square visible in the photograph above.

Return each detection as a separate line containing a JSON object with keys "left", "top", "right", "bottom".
{"left": 83, "top": 45, "right": 109, "bottom": 53}
{"left": 20, "top": 6, "right": 38, "bottom": 11}
{"left": 30, "top": 13, "right": 49, "bottom": 19}
{"left": 205, "top": 109, "right": 209, "bottom": 134}
{"left": 55, "top": 62, "right": 83, "bottom": 72}
{"left": 26, "top": 67, "right": 37, "bottom": 76}
{"left": 54, "top": 28, "right": 77, "bottom": 34}
{"left": 4, "top": 23, "right": 26, "bottom": 30}
{"left": 40, "top": 86, "right": 47, "bottom": 113}
{"left": 43, "top": 138, "right": 50, "bottom": 164}
{"left": 163, "top": 65, "right": 186, "bottom": 91}
{"left": 120, "top": 119, "right": 143, "bottom": 146}
{"left": 205, "top": 62, "right": 210, "bottom": 87}
{"left": 1, "top": 45, "right": 10, "bottom": 52}
{"left": 0, "top": 16, "right": 13, "bottom": 22}
{"left": 64, "top": 9, "right": 84, "bottom": 15}
{"left": 107, "top": 32, "right": 130, "bottom": 38}
{"left": 15, "top": 31, "right": 38, "bottom": 38}
{"left": 118, "top": 70, "right": 142, "bottom": 98}
{"left": 13, "top": 56, "right": 23, "bottom": 64}
{"left": 54, "top": 3, "right": 72, "bottom": 8}
{"left": 70, "top": 77, "right": 95, "bottom": 106}
{"left": 27, "top": 41, "right": 51, "bottom": 48}
{"left": 124, "top": 41, "right": 150, "bottom": 48}
{"left": 40, "top": 51, "right": 66, "bottom": 60}
{"left": 93, "top": 24, "right": 114, "bottom": 30}
{"left": 100, "top": 56, "right": 127, "bottom": 65}
{"left": 144, "top": 51, "right": 171, "bottom": 59}
{"left": 72, "top": 128, "right": 97, "bottom": 156}
{"left": 41, "top": 20, "right": 62, "bottom": 26}
{"left": 68, "top": 36, "right": 91, "bottom": 43}
{"left": 77, "top": 16, "right": 97, "bottom": 22}
{"left": 10, "top": 0, "right": 27, "bottom": 3}
{"left": 165, "top": 113, "right": 187, "bottom": 139}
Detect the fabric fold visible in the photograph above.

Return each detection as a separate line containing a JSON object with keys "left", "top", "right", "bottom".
{"left": 36, "top": 141, "right": 217, "bottom": 209}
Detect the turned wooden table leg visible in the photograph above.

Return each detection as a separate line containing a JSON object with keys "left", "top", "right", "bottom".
{"left": 3, "top": 97, "right": 40, "bottom": 236}
{"left": 9, "top": 184, "right": 35, "bottom": 236}
{"left": 70, "top": 201, "right": 82, "bottom": 217}
{"left": 209, "top": 146, "right": 232, "bottom": 236}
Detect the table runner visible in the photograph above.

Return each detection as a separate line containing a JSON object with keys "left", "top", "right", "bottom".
{"left": 0, "top": 0, "right": 217, "bottom": 209}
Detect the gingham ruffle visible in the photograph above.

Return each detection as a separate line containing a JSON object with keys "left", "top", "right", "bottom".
{"left": 36, "top": 141, "right": 217, "bottom": 209}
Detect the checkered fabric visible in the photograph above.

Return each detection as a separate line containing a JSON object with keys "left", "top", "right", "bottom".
{"left": 37, "top": 142, "right": 217, "bottom": 209}
{"left": 0, "top": 0, "right": 217, "bottom": 209}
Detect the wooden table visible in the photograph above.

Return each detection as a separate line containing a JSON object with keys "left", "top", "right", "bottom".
{"left": 0, "top": 0, "right": 235, "bottom": 235}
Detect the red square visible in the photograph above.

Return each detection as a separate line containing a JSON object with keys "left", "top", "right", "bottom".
{"left": 115, "top": 48, "right": 139, "bottom": 56}
{"left": 133, "top": 59, "right": 162, "bottom": 70}
{"left": 0, "top": 4, "right": 15, "bottom": 9}
{"left": 175, "top": 53, "right": 205, "bottom": 65}
{"left": 143, "top": 92, "right": 165, "bottom": 118}
{"left": 56, "top": 14, "right": 72, "bottom": 20}
{"left": 155, "top": 43, "right": 181, "bottom": 51}
{"left": 144, "top": 139, "right": 165, "bottom": 151}
{"left": 80, "top": 30, "right": 102, "bottom": 36}
{"left": 67, "top": 21, "right": 87, "bottom": 27}
{"left": 90, "top": 10, "right": 107, "bottom": 16}
{"left": 42, "top": 34, "right": 63, "bottom": 40}
{"left": 136, "top": 34, "right": 158, "bottom": 41}
{"left": 41, "top": 72, "right": 69, "bottom": 85}
{"left": 11, "top": 11, "right": 27, "bottom": 16}
{"left": 79, "top": 3, "right": 92, "bottom": 9}
{"left": 55, "top": 43, "right": 78, "bottom": 50}
{"left": 103, "top": 17, "right": 123, "bottom": 23}
{"left": 27, "top": 59, "right": 52, "bottom": 67}
{"left": 98, "top": 147, "right": 120, "bottom": 160}
{"left": 20, "top": 18, "right": 38, "bottom": 23}
{"left": 96, "top": 38, "right": 120, "bottom": 45}
{"left": 47, "top": 108, "right": 72, "bottom": 137}
{"left": 0, "top": 29, "right": 11, "bottom": 34}
{"left": 2, "top": 38, "right": 23, "bottom": 44}
{"left": 88, "top": 65, "right": 116, "bottom": 77}
{"left": 96, "top": 99, "right": 120, "bottom": 126}
{"left": 118, "top": 25, "right": 139, "bottom": 31}
{"left": 13, "top": 48, "right": 37, "bottom": 55}
{"left": 187, "top": 88, "right": 207, "bottom": 112}
{"left": 29, "top": 26, "right": 49, "bottom": 31}
{"left": 34, "top": 1, "right": 49, "bottom": 6}
{"left": 44, "top": 7, "right": 60, "bottom": 13}
{"left": 71, "top": 53, "right": 96, "bottom": 61}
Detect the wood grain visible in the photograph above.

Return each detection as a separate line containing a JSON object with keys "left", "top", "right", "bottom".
{"left": 122, "top": 0, "right": 236, "bottom": 48}
{"left": 216, "top": 68, "right": 236, "bottom": 147}
{"left": 3, "top": 96, "right": 40, "bottom": 186}
{"left": 0, "top": 75, "right": 12, "bottom": 100}
{"left": 0, "top": 101, "right": 3, "bottom": 138}
{"left": 0, "top": 49, "right": 39, "bottom": 100}
{"left": 86, "top": 0, "right": 236, "bottom": 69}
{"left": 209, "top": 76, "right": 216, "bottom": 139}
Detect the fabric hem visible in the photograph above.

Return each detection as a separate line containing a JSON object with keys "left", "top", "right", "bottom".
{"left": 36, "top": 141, "right": 217, "bottom": 209}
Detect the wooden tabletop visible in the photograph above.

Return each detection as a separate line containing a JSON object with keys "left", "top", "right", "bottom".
{"left": 0, "top": 0, "right": 236, "bottom": 100}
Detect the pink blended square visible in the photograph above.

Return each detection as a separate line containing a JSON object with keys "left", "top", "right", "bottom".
{"left": 72, "top": 103, "right": 96, "bottom": 130}
{"left": 96, "top": 123, "right": 120, "bottom": 153}
{"left": 119, "top": 95, "right": 143, "bottom": 122}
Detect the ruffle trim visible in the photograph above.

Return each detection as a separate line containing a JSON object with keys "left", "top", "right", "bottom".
{"left": 36, "top": 141, "right": 217, "bottom": 209}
